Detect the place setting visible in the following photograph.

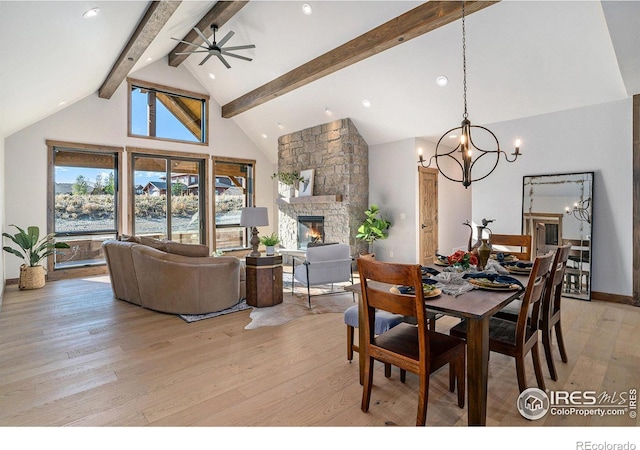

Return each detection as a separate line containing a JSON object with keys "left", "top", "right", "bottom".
{"left": 462, "top": 272, "right": 525, "bottom": 291}
{"left": 390, "top": 278, "right": 442, "bottom": 299}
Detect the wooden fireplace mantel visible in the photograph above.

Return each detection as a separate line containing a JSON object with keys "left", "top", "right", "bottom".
{"left": 276, "top": 195, "right": 343, "bottom": 205}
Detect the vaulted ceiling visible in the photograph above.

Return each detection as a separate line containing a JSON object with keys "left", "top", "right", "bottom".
{"left": 1, "top": 1, "right": 638, "bottom": 163}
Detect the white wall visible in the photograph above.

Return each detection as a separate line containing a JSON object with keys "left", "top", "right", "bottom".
{"left": 3, "top": 59, "right": 275, "bottom": 280}
{"left": 368, "top": 137, "right": 471, "bottom": 264}
{"left": 472, "top": 99, "right": 633, "bottom": 297}
{"left": 0, "top": 137, "right": 5, "bottom": 305}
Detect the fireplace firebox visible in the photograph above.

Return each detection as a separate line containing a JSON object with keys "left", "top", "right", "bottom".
{"left": 297, "top": 216, "right": 324, "bottom": 249}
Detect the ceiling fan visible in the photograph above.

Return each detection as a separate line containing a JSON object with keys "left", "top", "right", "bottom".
{"left": 172, "top": 24, "right": 255, "bottom": 68}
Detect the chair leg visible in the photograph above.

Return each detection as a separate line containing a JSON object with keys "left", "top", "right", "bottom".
{"left": 555, "top": 321, "right": 569, "bottom": 363}
{"left": 542, "top": 324, "right": 558, "bottom": 381}
{"left": 347, "top": 325, "right": 354, "bottom": 361}
{"left": 416, "top": 373, "right": 428, "bottom": 426}
{"left": 532, "top": 342, "right": 546, "bottom": 391}
{"left": 400, "top": 369, "right": 407, "bottom": 383}
{"left": 361, "top": 356, "right": 375, "bottom": 413}
{"left": 307, "top": 284, "right": 311, "bottom": 308}
{"left": 384, "top": 363, "right": 391, "bottom": 378}
{"left": 515, "top": 354, "right": 528, "bottom": 393}
{"left": 457, "top": 357, "right": 466, "bottom": 408}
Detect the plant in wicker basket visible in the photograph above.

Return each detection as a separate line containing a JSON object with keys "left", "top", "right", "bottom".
{"left": 2, "top": 225, "right": 70, "bottom": 290}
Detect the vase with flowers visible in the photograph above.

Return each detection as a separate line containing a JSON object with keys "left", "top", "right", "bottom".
{"left": 447, "top": 250, "right": 478, "bottom": 271}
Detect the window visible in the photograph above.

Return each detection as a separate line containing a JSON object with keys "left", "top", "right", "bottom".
{"left": 130, "top": 149, "right": 207, "bottom": 245}
{"left": 214, "top": 159, "right": 255, "bottom": 250}
{"left": 128, "top": 78, "right": 208, "bottom": 145}
{"left": 47, "top": 141, "right": 122, "bottom": 274}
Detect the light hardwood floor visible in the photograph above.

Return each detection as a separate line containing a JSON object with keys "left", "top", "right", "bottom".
{"left": 0, "top": 275, "right": 638, "bottom": 429}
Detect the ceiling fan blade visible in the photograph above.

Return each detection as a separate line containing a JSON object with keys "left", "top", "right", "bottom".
{"left": 199, "top": 53, "right": 214, "bottom": 66}
{"left": 217, "top": 30, "right": 235, "bottom": 47}
{"left": 222, "top": 44, "right": 255, "bottom": 51}
{"left": 221, "top": 51, "right": 252, "bottom": 62}
{"left": 174, "top": 50, "right": 210, "bottom": 55}
{"left": 171, "top": 37, "right": 209, "bottom": 50}
{"left": 193, "top": 27, "right": 213, "bottom": 47}
{"left": 217, "top": 54, "right": 231, "bottom": 69}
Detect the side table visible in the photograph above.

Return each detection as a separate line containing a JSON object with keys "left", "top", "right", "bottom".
{"left": 245, "top": 254, "right": 283, "bottom": 307}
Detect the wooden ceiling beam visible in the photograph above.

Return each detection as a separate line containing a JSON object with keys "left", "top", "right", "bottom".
{"left": 99, "top": 1, "right": 182, "bottom": 99}
{"left": 168, "top": 1, "right": 250, "bottom": 67}
{"left": 222, "top": 0, "right": 498, "bottom": 119}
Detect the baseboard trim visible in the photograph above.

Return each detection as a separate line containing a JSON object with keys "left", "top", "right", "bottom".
{"left": 591, "top": 291, "right": 637, "bottom": 306}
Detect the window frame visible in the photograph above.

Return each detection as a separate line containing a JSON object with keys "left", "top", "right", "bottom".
{"left": 46, "top": 140, "right": 123, "bottom": 280}
{"left": 127, "top": 78, "right": 209, "bottom": 146}
{"left": 127, "top": 146, "right": 210, "bottom": 247}
{"left": 212, "top": 156, "right": 256, "bottom": 251}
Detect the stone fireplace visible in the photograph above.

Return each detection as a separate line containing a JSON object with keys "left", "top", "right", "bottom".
{"left": 276, "top": 118, "right": 369, "bottom": 255}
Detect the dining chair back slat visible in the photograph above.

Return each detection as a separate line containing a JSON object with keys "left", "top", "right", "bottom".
{"left": 490, "top": 233, "right": 533, "bottom": 261}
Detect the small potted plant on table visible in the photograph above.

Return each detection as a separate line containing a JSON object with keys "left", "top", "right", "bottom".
{"left": 2, "top": 225, "right": 70, "bottom": 290}
{"left": 260, "top": 232, "right": 280, "bottom": 256}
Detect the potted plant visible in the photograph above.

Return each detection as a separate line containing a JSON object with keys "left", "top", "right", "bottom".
{"left": 2, "top": 225, "right": 70, "bottom": 290}
{"left": 356, "top": 204, "right": 392, "bottom": 254}
{"left": 259, "top": 232, "right": 280, "bottom": 256}
{"left": 271, "top": 172, "right": 304, "bottom": 198}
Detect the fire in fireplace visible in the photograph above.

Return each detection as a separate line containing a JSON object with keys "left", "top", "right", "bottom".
{"left": 297, "top": 216, "right": 324, "bottom": 249}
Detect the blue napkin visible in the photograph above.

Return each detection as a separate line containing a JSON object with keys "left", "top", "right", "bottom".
{"left": 495, "top": 252, "right": 512, "bottom": 262}
{"left": 421, "top": 266, "right": 441, "bottom": 276}
{"left": 397, "top": 279, "right": 438, "bottom": 295}
{"left": 501, "top": 261, "right": 533, "bottom": 268}
{"left": 462, "top": 272, "right": 525, "bottom": 289}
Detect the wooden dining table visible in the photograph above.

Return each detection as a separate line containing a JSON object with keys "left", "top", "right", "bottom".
{"left": 344, "top": 270, "right": 528, "bottom": 426}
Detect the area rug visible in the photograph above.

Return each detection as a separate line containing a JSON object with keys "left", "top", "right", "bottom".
{"left": 244, "top": 273, "right": 356, "bottom": 330}
{"left": 179, "top": 299, "right": 251, "bottom": 323}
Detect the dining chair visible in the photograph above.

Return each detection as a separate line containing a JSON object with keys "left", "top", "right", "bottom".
{"left": 495, "top": 244, "right": 572, "bottom": 381}
{"left": 490, "top": 233, "right": 533, "bottom": 261}
{"left": 540, "top": 244, "right": 572, "bottom": 380}
{"left": 450, "top": 251, "right": 554, "bottom": 393}
{"left": 357, "top": 257, "right": 466, "bottom": 426}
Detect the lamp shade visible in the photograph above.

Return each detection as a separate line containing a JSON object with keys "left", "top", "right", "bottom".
{"left": 240, "top": 207, "right": 269, "bottom": 227}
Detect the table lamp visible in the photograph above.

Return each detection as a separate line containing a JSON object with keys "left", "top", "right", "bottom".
{"left": 240, "top": 206, "right": 269, "bottom": 257}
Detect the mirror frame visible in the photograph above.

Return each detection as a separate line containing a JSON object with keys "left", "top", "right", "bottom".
{"left": 522, "top": 171, "right": 593, "bottom": 301}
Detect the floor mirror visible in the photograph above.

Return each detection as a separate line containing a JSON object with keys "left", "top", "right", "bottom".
{"left": 522, "top": 172, "right": 593, "bottom": 300}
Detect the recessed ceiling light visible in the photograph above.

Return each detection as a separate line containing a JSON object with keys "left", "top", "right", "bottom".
{"left": 277, "top": 123, "right": 284, "bottom": 130}
{"left": 449, "top": 134, "right": 458, "bottom": 139}
{"left": 261, "top": 133, "right": 268, "bottom": 139}
{"left": 362, "top": 99, "right": 371, "bottom": 108}
{"left": 208, "top": 73, "right": 216, "bottom": 80}
{"left": 82, "top": 7, "right": 100, "bottom": 18}
{"left": 58, "top": 100, "right": 67, "bottom": 106}
{"left": 325, "top": 107, "right": 332, "bottom": 115}
{"left": 146, "top": 57, "right": 153, "bottom": 62}
{"left": 302, "top": 4, "right": 313, "bottom": 15}
{"left": 436, "top": 75, "right": 449, "bottom": 87}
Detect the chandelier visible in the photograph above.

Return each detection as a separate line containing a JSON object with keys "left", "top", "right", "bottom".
{"left": 566, "top": 197, "right": 591, "bottom": 224}
{"left": 418, "top": 1, "right": 521, "bottom": 188}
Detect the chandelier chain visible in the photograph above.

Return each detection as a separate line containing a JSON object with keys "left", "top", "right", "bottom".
{"left": 462, "top": 1, "right": 468, "bottom": 119}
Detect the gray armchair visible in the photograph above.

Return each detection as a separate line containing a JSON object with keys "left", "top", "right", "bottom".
{"left": 292, "top": 243, "right": 354, "bottom": 307}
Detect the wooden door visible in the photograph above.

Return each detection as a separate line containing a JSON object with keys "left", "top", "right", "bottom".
{"left": 419, "top": 167, "right": 438, "bottom": 266}
{"left": 535, "top": 223, "right": 546, "bottom": 256}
